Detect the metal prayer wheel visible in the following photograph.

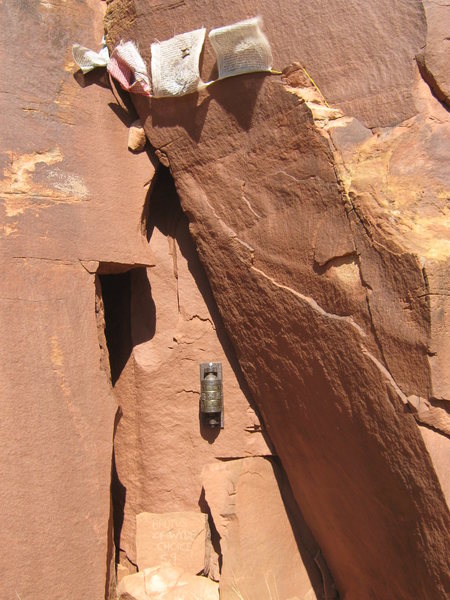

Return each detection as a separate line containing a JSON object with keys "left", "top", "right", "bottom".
{"left": 200, "top": 362, "right": 224, "bottom": 428}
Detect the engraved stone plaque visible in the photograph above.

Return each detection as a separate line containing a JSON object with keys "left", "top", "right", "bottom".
{"left": 136, "top": 511, "right": 208, "bottom": 574}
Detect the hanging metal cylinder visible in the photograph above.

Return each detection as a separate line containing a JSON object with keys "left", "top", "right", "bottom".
{"left": 200, "top": 362, "right": 224, "bottom": 428}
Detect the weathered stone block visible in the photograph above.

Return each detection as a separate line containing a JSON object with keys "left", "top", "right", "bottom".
{"left": 136, "top": 512, "right": 208, "bottom": 574}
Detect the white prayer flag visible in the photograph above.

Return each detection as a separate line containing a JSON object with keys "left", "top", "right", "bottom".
{"left": 209, "top": 17, "right": 272, "bottom": 80}
{"left": 72, "top": 39, "right": 109, "bottom": 74}
{"left": 151, "top": 28, "right": 206, "bottom": 97}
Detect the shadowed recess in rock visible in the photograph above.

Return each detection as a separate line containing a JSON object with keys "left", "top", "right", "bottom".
{"left": 99, "top": 269, "right": 156, "bottom": 385}
{"left": 97, "top": 268, "right": 156, "bottom": 573}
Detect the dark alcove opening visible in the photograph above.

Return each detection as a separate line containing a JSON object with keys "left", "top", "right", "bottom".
{"left": 98, "top": 265, "right": 157, "bottom": 576}
{"left": 97, "top": 271, "right": 132, "bottom": 570}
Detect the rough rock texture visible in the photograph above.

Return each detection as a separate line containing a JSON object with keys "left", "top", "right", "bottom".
{"left": 0, "top": 1, "right": 154, "bottom": 598}
{"left": 417, "top": 0, "right": 450, "bottom": 107}
{"left": 110, "top": 167, "right": 272, "bottom": 568}
{"left": 117, "top": 565, "right": 219, "bottom": 600}
{"left": 322, "top": 74, "right": 450, "bottom": 406}
{"left": 105, "top": 0, "right": 426, "bottom": 128}
{"left": 105, "top": 1, "right": 450, "bottom": 598}
{"left": 136, "top": 512, "right": 208, "bottom": 574}
{"left": 419, "top": 426, "right": 450, "bottom": 506}
{"left": 128, "top": 119, "right": 147, "bottom": 152}
{"left": 1, "top": 1, "right": 449, "bottom": 599}
{"left": 202, "top": 457, "right": 325, "bottom": 600}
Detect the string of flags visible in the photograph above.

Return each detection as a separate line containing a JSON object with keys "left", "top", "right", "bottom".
{"left": 72, "top": 37, "right": 109, "bottom": 74}
{"left": 72, "top": 17, "right": 274, "bottom": 98}
{"left": 108, "top": 41, "right": 151, "bottom": 96}
{"left": 151, "top": 28, "right": 207, "bottom": 97}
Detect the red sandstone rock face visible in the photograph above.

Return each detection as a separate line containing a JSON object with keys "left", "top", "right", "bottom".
{"left": 145, "top": 84, "right": 449, "bottom": 598}
{"left": 202, "top": 457, "right": 326, "bottom": 599}
{"left": 418, "top": 0, "right": 450, "bottom": 107}
{"left": 136, "top": 512, "right": 209, "bottom": 574}
{"left": 117, "top": 565, "right": 219, "bottom": 599}
{"left": 0, "top": 1, "right": 154, "bottom": 598}
{"left": 106, "top": 0, "right": 426, "bottom": 128}
{"left": 105, "top": 1, "right": 450, "bottom": 598}
{"left": 1, "top": 0, "right": 450, "bottom": 599}
{"left": 110, "top": 171, "right": 272, "bottom": 568}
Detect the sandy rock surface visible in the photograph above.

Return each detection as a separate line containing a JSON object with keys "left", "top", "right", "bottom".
{"left": 106, "top": 1, "right": 450, "bottom": 598}
{"left": 0, "top": 1, "right": 154, "bottom": 598}
{"left": 202, "top": 457, "right": 324, "bottom": 599}
{"left": 117, "top": 565, "right": 219, "bottom": 600}
{"left": 111, "top": 167, "right": 273, "bottom": 566}
{"left": 136, "top": 512, "right": 209, "bottom": 574}
{"left": 1, "top": 1, "right": 449, "bottom": 599}
{"left": 128, "top": 119, "right": 147, "bottom": 152}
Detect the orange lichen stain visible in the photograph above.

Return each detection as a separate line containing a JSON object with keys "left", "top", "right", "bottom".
{"left": 317, "top": 105, "right": 450, "bottom": 262}
{"left": 51, "top": 335, "right": 64, "bottom": 368}
{"left": 50, "top": 334, "right": 90, "bottom": 442}
{"left": 3, "top": 223, "right": 18, "bottom": 236}
{"left": 53, "top": 65, "right": 79, "bottom": 125}
{"left": 0, "top": 148, "right": 88, "bottom": 217}
{"left": 64, "top": 59, "right": 75, "bottom": 73}
{"left": 345, "top": 137, "right": 450, "bottom": 261}
{"left": 51, "top": 335, "right": 70, "bottom": 397}
{"left": 7, "top": 149, "right": 62, "bottom": 194}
